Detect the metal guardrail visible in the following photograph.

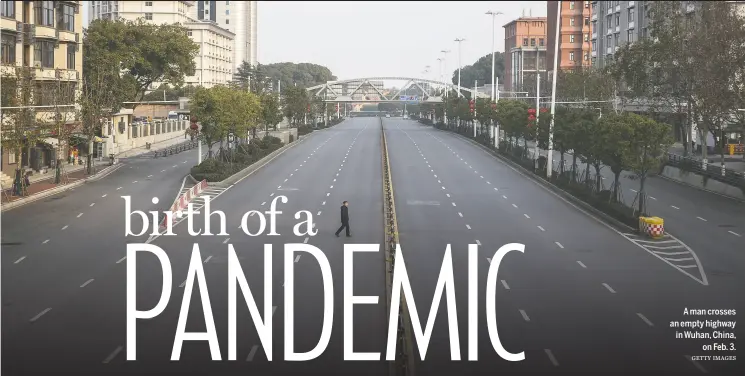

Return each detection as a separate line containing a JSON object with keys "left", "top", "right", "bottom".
{"left": 381, "top": 117, "right": 415, "bottom": 376}
{"left": 152, "top": 140, "right": 200, "bottom": 158}
{"left": 665, "top": 153, "right": 744, "bottom": 188}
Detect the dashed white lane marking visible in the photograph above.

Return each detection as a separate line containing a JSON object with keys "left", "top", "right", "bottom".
{"left": 630, "top": 189, "right": 637, "bottom": 193}
{"left": 434, "top": 174, "right": 438, "bottom": 178}
{"left": 475, "top": 239, "right": 481, "bottom": 245}
{"left": 512, "top": 204, "right": 518, "bottom": 208}
{"left": 452, "top": 202, "right": 457, "bottom": 206}
{"left": 294, "top": 255, "right": 301, "bottom": 263}
{"left": 649, "top": 196, "right": 657, "bottom": 200}
{"left": 494, "top": 187, "right": 498, "bottom": 191}
{"left": 458, "top": 212, "right": 463, "bottom": 217}
{"left": 480, "top": 176, "right": 484, "bottom": 179}
{"left": 102, "top": 194, "right": 107, "bottom": 198}
{"left": 441, "top": 186, "right": 446, "bottom": 190}
{"left": 116, "top": 187, "right": 122, "bottom": 190}
{"left": 577, "top": 261, "right": 587, "bottom": 268}
{"left": 204, "top": 255, "right": 213, "bottom": 263}
{"left": 161, "top": 169, "right": 166, "bottom": 173}
{"left": 519, "top": 309, "right": 530, "bottom": 322}
{"left": 330, "top": 185, "right": 333, "bottom": 189}
{"left": 116, "top": 256, "right": 126, "bottom": 264}
{"left": 222, "top": 238, "right": 230, "bottom": 244}
{"left": 246, "top": 344, "right": 259, "bottom": 361}
{"left": 555, "top": 242, "right": 564, "bottom": 249}
{"left": 317, "top": 211, "right": 322, "bottom": 215}
{"left": 545, "top": 349, "right": 559, "bottom": 366}
{"left": 728, "top": 230, "right": 741, "bottom": 237}
{"left": 147, "top": 175, "right": 153, "bottom": 178}
{"left": 77, "top": 213, "right": 84, "bottom": 218}
{"left": 537, "top": 226, "right": 545, "bottom": 232}
{"left": 295, "top": 168, "right": 299, "bottom": 172}
{"left": 326, "top": 192, "right": 330, "bottom": 196}
{"left": 446, "top": 193, "right": 450, "bottom": 197}
{"left": 502, "top": 195, "right": 507, "bottom": 199}
{"left": 261, "top": 201, "right": 266, "bottom": 206}
{"left": 685, "top": 355, "right": 707, "bottom": 373}
{"left": 438, "top": 180, "right": 442, "bottom": 183}
{"left": 501, "top": 280, "right": 510, "bottom": 289}
{"left": 270, "top": 193, "right": 275, "bottom": 197}
{"left": 304, "top": 237, "right": 309, "bottom": 244}
{"left": 61, "top": 225, "right": 69, "bottom": 230}
{"left": 322, "top": 201, "right": 326, "bottom": 205}
{"left": 336, "top": 173, "right": 339, "bottom": 176}
{"left": 179, "top": 280, "right": 186, "bottom": 288}
{"left": 637, "top": 313, "right": 654, "bottom": 326}
{"left": 290, "top": 173, "right": 293, "bottom": 177}
{"left": 465, "top": 224, "right": 471, "bottom": 230}
{"left": 602, "top": 283, "right": 616, "bottom": 293}
{"left": 103, "top": 346, "right": 123, "bottom": 364}
{"left": 486, "top": 181, "right": 491, "bottom": 184}
{"left": 133, "top": 180, "right": 138, "bottom": 183}
{"left": 90, "top": 203, "right": 95, "bottom": 207}
{"left": 14, "top": 256, "right": 26, "bottom": 264}
{"left": 30, "top": 308, "right": 52, "bottom": 322}
{"left": 284, "top": 178, "right": 288, "bottom": 182}
{"left": 696, "top": 216, "right": 707, "bottom": 221}
{"left": 333, "top": 178, "right": 336, "bottom": 182}
{"left": 80, "top": 279, "right": 95, "bottom": 288}
{"left": 671, "top": 205, "right": 680, "bottom": 210}
{"left": 277, "top": 186, "right": 282, "bottom": 189}
{"left": 42, "top": 239, "right": 50, "bottom": 244}
{"left": 487, "top": 258, "right": 491, "bottom": 264}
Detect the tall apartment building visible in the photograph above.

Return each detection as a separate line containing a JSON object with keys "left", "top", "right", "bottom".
{"left": 503, "top": 17, "right": 548, "bottom": 92}
{"left": 581, "top": 0, "right": 645, "bottom": 69}
{"left": 191, "top": 0, "right": 258, "bottom": 72}
{"left": 547, "top": 1, "right": 593, "bottom": 73}
{"left": 1, "top": 1, "right": 84, "bottom": 182}
{"left": 88, "top": 1, "right": 235, "bottom": 88}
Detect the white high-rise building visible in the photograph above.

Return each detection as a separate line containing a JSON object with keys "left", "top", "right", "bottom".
{"left": 88, "top": 1, "right": 235, "bottom": 88}
{"left": 190, "top": 1, "right": 258, "bottom": 72}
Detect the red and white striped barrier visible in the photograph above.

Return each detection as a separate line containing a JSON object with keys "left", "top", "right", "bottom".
{"left": 160, "top": 179, "right": 208, "bottom": 228}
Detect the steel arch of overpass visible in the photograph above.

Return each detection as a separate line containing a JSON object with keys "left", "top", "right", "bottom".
{"left": 306, "top": 77, "right": 490, "bottom": 103}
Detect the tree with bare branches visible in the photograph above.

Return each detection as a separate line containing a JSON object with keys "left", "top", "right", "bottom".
{"left": 41, "top": 78, "right": 79, "bottom": 183}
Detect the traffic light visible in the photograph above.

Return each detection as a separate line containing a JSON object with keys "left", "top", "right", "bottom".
{"left": 469, "top": 100, "right": 475, "bottom": 114}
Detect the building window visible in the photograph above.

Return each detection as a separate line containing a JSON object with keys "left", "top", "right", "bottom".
{"left": 145, "top": 1, "right": 153, "bottom": 6}
{"left": 1, "top": 34, "right": 16, "bottom": 64}
{"left": 615, "top": 14, "right": 620, "bottom": 26}
{"left": 35, "top": 1, "right": 55, "bottom": 27}
{"left": 187, "top": 31, "right": 192, "bottom": 36}
{"left": 569, "top": 51, "right": 575, "bottom": 61}
{"left": 592, "top": 40, "right": 596, "bottom": 51}
{"left": 539, "top": 38, "right": 544, "bottom": 46}
{"left": 570, "top": 1, "right": 575, "bottom": 10}
{"left": 615, "top": 33, "right": 619, "bottom": 46}
{"left": 585, "top": 1, "right": 590, "bottom": 8}
{"left": 34, "top": 40, "right": 54, "bottom": 68}
{"left": 530, "top": 38, "right": 536, "bottom": 46}
{"left": 585, "top": 17, "right": 589, "bottom": 26}
{"left": 570, "top": 18, "right": 575, "bottom": 26}
{"left": 226, "top": 9, "right": 230, "bottom": 15}
{"left": 570, "top": 35, "right": 575, "bottom": 43}
{"left": 226, "top": 19, "right": 229, "bottom": 24}
{"left": 67, "top": 43, "right": 76, "bottom": 69}
{"left": 59, "top": 4, "right": 75, "bottom": 32}
{"left": 628, "top": 8, "right": 635, "bottom": 22}
{"left": 642, "top": 27, "right": 647, "bottom": 38}
{"left": 585, "top": 52, "right": 590, "bottom": 61}
{"left": 1, "top": 0, "right": 15, "bottom": 18}
{"left": 607, "top": 35, "right": 612, "bottom": 48}
{"left": 584, "top": 33, "right": 589, "bottom": 42}
{"left": 523, "top": 38, "right": 528, "bottom": 46}
{"left": 145, "top": 13, "right": 153, "bottom": 20}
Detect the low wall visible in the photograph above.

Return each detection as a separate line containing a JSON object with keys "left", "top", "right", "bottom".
{"left": 660, "top": 165, "right": 745, "bottom": 200}
{"left": 258, "top": 128, "right": 298, "bottom": 144}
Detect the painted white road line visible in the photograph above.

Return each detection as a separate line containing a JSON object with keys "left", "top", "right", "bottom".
{"left": 294, "top": 255, "right": 301, "bottom": 263}
{"left": 446, "top": 193, "right": 450, "bottom": 197}
{"left": 246, "top": 344, "right": 259, "bottom": 361}
{"left": 545, "top": 349, "right": 559, "bottom": 366}
{"left": 317, "top": 211, "right": 322, "bottom": 215}
{"left": 442, "top": 186, "right": 446, "bottom": 190}
{"left": 270, "top": 193, "right": 275, "bottom": 197}
{"left": 475, "top": 240, "right": 481, "bottom": 245}
{"left": 304, "top": 237, "right": 309, "bottom": 244}
{"left": 161, "top": 170, "right": 166, "bottom": 173}
{"left": 102, "top": 194, "right": 107, "bottom": 197}
{"left": 204, "top": 255, "right": 213, "bottom": 263}
{"left": 685, "top": 355, "right": 708, "bottom": 373}
{"left": 326, "top": 192, "right": 330, "bottom": 196}
{"left": 116, "top": 256, "right": 126, "bottom": 264}
{"left": 284, "top": 178, "right": 288, "bottom": 182}
{"left": 512, "top": 204, "right": 518, "bottom": 208}
{"left": 458, "top": 212, "right": 463, "bottom": 217}
{"left": 42, "top": 239, "right": 50, "bottom": 244}
{"left": 322, "top": 201, "right": 326, "bottom": 205}
{"left": 494, "top": 187, "right": 498, "bottom": 191}
{"left": 602, "top": 283, "right": 616, "bottom": 293}
{"left": 179, "top": 280, "right": 186, "bottom": 288}
{"left": 501, "top": 280, "right": 510, "bottom": 290}
{"left": 30, "top": 308, "right": 52, "bottom": 322}
{"left": 330, "top": 185, "right": 333, "bottom": 189}
{"left": 465, "top": 224, "right": 471, "bottom": 229}
{"left": 80, "top": 279, "right": 95, "bottom": 288}
{"left": 519, "top": 309, "right": 530, "bottom": 322}
{"left": 77, "top": 213, "right": 83, "bottom": 218}
{"left": 261, "top": 201, "right": 266, "bottom": 206}
{"left": 728, "top": 230, "right": 741, "bottom": 237}
{"left": 103, "top": 346, "right": 123, "bottom": 364}
{"left": 14, "top": 256, "right": 26, "bottom": 264}
{"left": 452, "top": 202, "right": 457, "bottom": 206}
{"left": 223, "top": 238, "right": 230, "bottom": 244}
{"left": 502, "top": 195, "right": 507, "bottom": 199}
{"left": 90, "top": 203, "right": 95, "bottom": 207}
{"left": 555, "top": 242, "right": 564, "bottom": 249}
{"left": 133, "top": 180, "right": 138, "bottom": 183}
{"left": 61, "top": 225, "right": 69, "bottom": 230}
{"left": 116, "top": 187, "right": 122, "bottom": 190}
{"left": 630, "top": 189, "right": 637, "bottom": 193}
{"left": 577, "top": 261, "right": 587, "bottom": 268}
{"left": 671, "top": 205, "right": 680, "bottom": 210}
{"left": 696, "top": 216, "right": 707, "bottom": 221}
{"left": 637, "top": 313, "right": 654, "bottom": 326}
{"left": 537, "top": 226, "right": 545, "bottom": 232}
{"left": 277, "top": 186, "right": 282, "bottom": 189}
{"left": 649, "top": 196, "right": 657, "bottom": 200}
{"left": 487, "top": 258, "right": 491, "bottom": 264}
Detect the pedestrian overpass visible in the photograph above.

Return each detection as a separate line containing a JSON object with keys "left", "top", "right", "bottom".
{"left": 305, "top": 77, "right": 491, "bottom": 103}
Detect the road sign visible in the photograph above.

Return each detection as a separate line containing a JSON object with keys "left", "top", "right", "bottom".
{"left": 399, "top": 95, "right": 419, "bottom": 101}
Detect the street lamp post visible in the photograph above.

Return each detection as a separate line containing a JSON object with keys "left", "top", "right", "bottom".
{"left": 441, "top": 50, "right": 451, "bottom": 97}
{"left": 547, "top": 1, "right": 561, "bottom": 179}
{"left": 454, "top": 38, "right": 465, "bottom": 98}
{"left": 486, "top": 11, "right": 503, "bottom": 101}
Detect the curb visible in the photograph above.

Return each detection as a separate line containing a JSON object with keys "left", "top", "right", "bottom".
{"left": 1, "top": 163, "right": 124, "bottom": 213}
{"left": 656, "top": 171, "right": 745, "bottom": 203}
{"left": 431, "top": 126, "right": 637, "bottom": 233}
{"left": 212, "top": 131, "right": 318, "bottom": 188}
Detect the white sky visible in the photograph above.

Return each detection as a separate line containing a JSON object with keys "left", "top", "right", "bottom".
{"left": 84, "top": 1, "right": 547, "bottom": 82}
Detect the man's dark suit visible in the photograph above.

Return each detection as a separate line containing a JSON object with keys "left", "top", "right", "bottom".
{"left": 335, "top": 205, "right": 350, "bottom": 237}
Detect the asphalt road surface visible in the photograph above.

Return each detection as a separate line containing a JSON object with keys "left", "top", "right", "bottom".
{"left": 2, "top": 118, "right": 742, "bottom": 375}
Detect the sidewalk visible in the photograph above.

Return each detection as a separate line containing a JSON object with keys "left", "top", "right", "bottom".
{"left": 2, "top": 163, "right": 99, "bottom": 204}
{"left": 669, "top": 143, "right": 745, "bottom": 173}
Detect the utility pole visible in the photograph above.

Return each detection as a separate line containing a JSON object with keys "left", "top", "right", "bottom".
{"left": 474, "top": 80, "right": 478, "bottom": 138}
{"left": 441, "top": 50, "right": 451, "bottom": 98}
{"left": 547, "top": 1, "right": 561, "bottom": 179}
{"left": 486, "top": 11, "right": 503, "bottom": 101}
{"left": 534, "top": 73, "right": 541, "bottom": 168}
{"left": 455, "top": 38, "right": 465, "bottom": 98}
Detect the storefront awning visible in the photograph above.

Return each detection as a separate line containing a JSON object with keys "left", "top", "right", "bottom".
{"left": 42, "top": 138, "right": 59, "bottom": 147}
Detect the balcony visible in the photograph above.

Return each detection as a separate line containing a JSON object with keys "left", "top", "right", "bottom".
{"left": 628, "top": 21, "right": 635, "bottom": 29}
{"left": 56, "top": 69, "right": 78, "bottom": 81}
{"left": 616, "top": 25, "right": 620, "bottom": 33}
{"left": 592, "top": 32, "right": 598, "bottom": 39}
{"left": 58, "top": 30, "right": 79, "bottom": 43}
{"left": 628, "top": 1, "right": 635, "bottom": 7}
{"left": 0, "top": 18, "right": 20, "bottom": 32}
{"left": 33, "top": 67, "right": 57, "bottom": 80}
{"left": 606, "top": 47, "right": 613, "bottom": 54}
{"left": 591, "top": 50, "right": 597, "bottom": 57}
{"left": 685, "top": 3, "right": 695, "bottom": 13}
{"left": 35, "top": 25, "right": 57, "bottom": 39}
{"left": 607, "top": 28, "right": 613, "bottom": 36}
{"left": 591, "top": 13, "right": 598, "bottom": 21}
{"left": 607, "top": 7, "right": 613, "bottom": 15}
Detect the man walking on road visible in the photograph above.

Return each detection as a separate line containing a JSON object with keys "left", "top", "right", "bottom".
{"left": 335, "top": 201, "right": 351, "bottom": 237}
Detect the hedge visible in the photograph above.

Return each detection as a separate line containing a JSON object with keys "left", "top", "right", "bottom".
{"left": 191, "top": 135, "right": 284, "bottom": 182}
